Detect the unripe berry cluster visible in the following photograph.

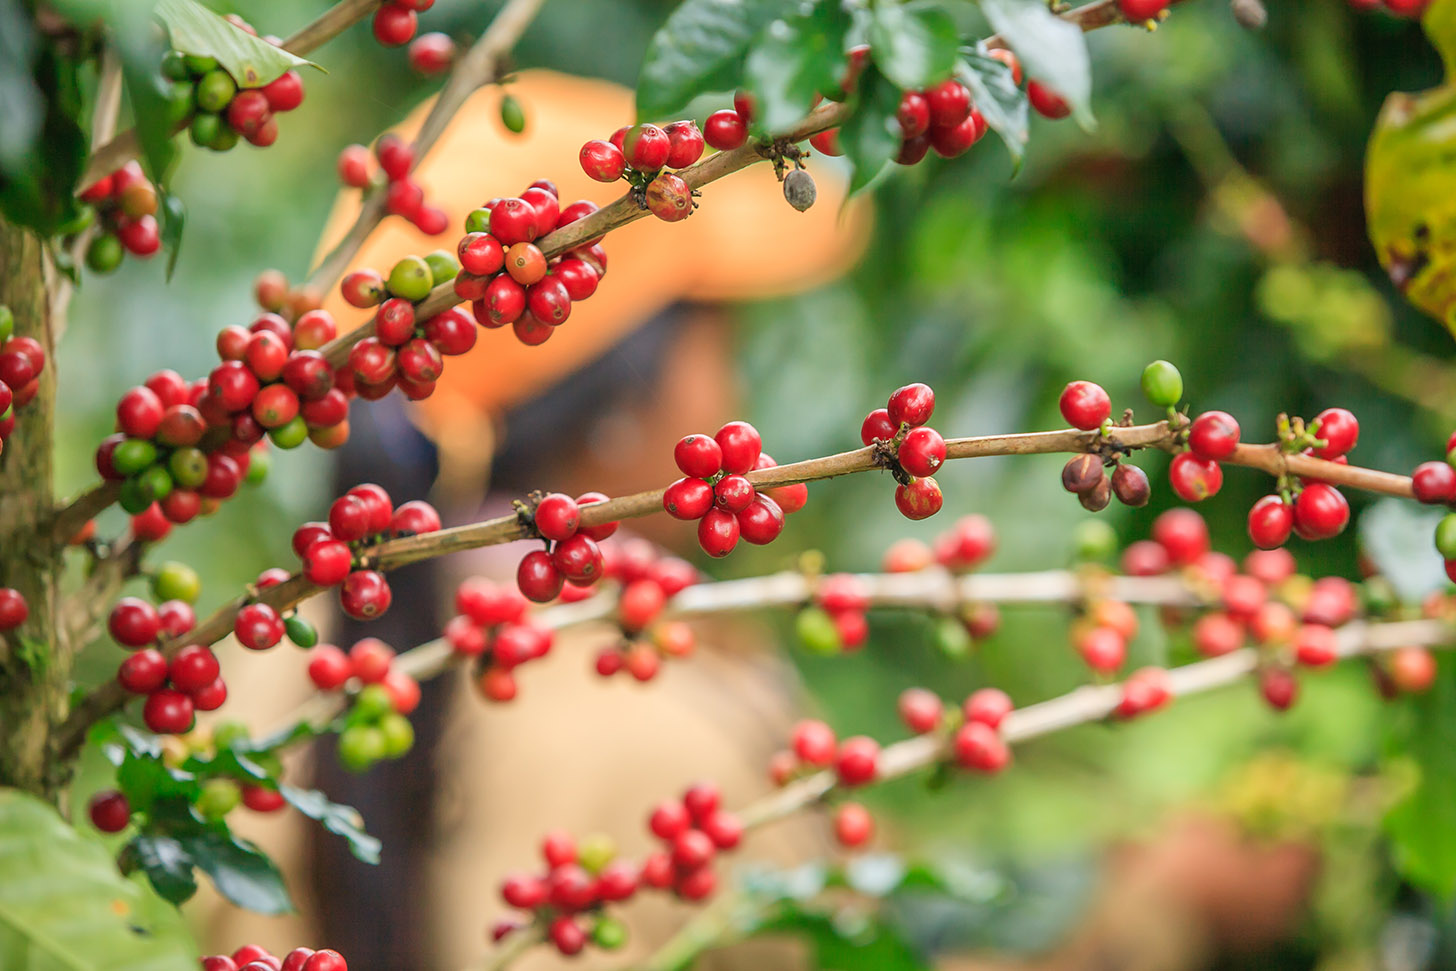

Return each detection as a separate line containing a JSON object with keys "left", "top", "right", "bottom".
{"left": 665, "top": 421, "right": 801, "bottom": 556}
{"left": 579, "top": 121, "right": 703, "bottom": 222}
{"left": 592, "top": 538, "right": 700, "bottom": 683}
{"left": 372, "top": 0, "right": 432, "bottom": 47}
{"left": 442, "top": 577, "right": 553, "bottom": 702}
{"left": 1244, "top": 407, "right": 1358, "bottom": 547}
{"left": 77, "top": 163, "right": 161, "bottom": 273}
{"left": 159, "top": 29, "right": 305, "bottom": 155}
{"left": 861, "top": 382, "right": 944, "bottom": 520}
{"left": 336, "top": 134, "right": 449, "bottom": 236}
{"left": 201, "top": 943, "right": 348, "bottom": 971}
{"left": 324, "top": 655, "right": 419, "bottom": 773}
{"left": 445, "top": 180, "right": 607, "bottom": 346}
{"left": 0, "top": 305, "right": 44, "bottom": 455}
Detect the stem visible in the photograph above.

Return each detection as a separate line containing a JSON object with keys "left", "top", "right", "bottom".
{"left": 49, "top": 420, "right": 1421, "bottom": 758}
{"left": 306, "top": 0, "right": 549, "bottom": 290}
{"left": 78, "top": 0, "right": 384, "bottom": 189}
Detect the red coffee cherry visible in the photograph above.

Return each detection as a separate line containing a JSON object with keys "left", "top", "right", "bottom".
{"left": 549, "top": 916, "right": 586, "bottom": 956}
{"left": 551, "top": 534, "right": 603, "bottom": 583}
{"left": 1114, "top": 667, "right": 1173, "bottom": 719}
{"left": 737, "top": 494, "right": 785, "bottom": 545}
{"left": 517, "top": 549, "right": 564, "bottom": 602}
{"left": 835, "top": 735, "right": 880, "bottom": 786}
{"left": 307, "top": 644, "right": 353, "bottom": 690}
{"left": 1412, "top": 460, "right": 1456, "bottom": 504}
{"left": 809, "top": 128, "right": 841, "bottom": 156}
{"left": 1187, "top": 410, "right": 1240, "bottom": 461}
{"left": 793, "top": 718, "right": 837, "bottom": 765}
{"left": 894, "top": 476, "right": 943, "bottom": 520}
{"left": 714, "top": 421, "right": 762, "bottom": 474}
{"left": 1247, "top": 494, "right": 1293, "bottom": 549}
{"left": 928, "top": 112, "right": 983, "bottom": 158}
{"left": 108, "top": 597, "right": 161, "bottom": 647}
{"left": 860, "top": 408, "right": 898, "bottom": 445}
{"left": 168, "top": 644, "right": 220, "bottom": 693}
{"left": 898, "top": 426, "right": 946, "bottom": 477}
{"left": 117, "top": 649, "right": 168, "bottom": 694}
{"left": 407, "top": 31, "right": 455, "bottom": 73}
{"left": 954, "top": 721, "right": 1010, "bottom": 772}
{"left": 897, "top": 687, "right": 943, "bottom": 734}
{"left": 116, "top": 386, "right": 164, "bottom": 438}
{"left": 144, "top": 688, "right": 195, "bottom": 734}
{"left": 0, "top": 587, "right": 29, "bottom": 630}
{"left": 480, "top": 273, "right": 527, "bottom": 326}
{"left": 1292, "top": 483, "right": 1349, "bottom": 540}
{"left": 302, "top": 539, "right": 353, "bottom": 586}
{"left": 925, "top": 79, "right": 972, "bottom": 128}
{"left": 337, "top": 145, "right": 372, "bottom": 188}
{"left": 887, "top": 383, "right": 935, "bottom": 428}
{"left": 712, "top": 474, "right": 755, "bottom": 512}
{"left": 1389, "top": 646, "right": 1438, "bottom": 693}
{"left": 663, "top": 120, "right": 706, "bottom": 168}
{"left": 372, "top": 3, "right": 417, "bottom": 45}
{"left": 675, "top": 433, "right": 723, "bottom": 478}
{"left": 645, "top": 172, "right": 694, "bottom": 222}
{"left": 697, "top": 507, "right": 740, "bottom": 557}
{"left": 1192, "top": 612, "right": 1243, "bottom": 657}
{"left": 834, "top": 802, "right": 874, "bottom": 847}
{"left": 1076, "top": 626, "right": 1126, "bottom": 673}
{"left": 579, "top": 139, "right": 626, "bottom": 182}
{"left": 234, "top": 602, "right": 284, "bottom": 650}
{"left": 1027, "top": 80, "right": 1070, "bottom": 119}
{"left": 1294, "top": 623, "right": 1338, "bottom": 666}
{"left": 1168, "top": 451, "right": 1223, "bottom": 502}
{"left": 963, "top": 687, "right": 1013, "bottom": 729}
{"left": 703, "top": 109, "right": 748, "bottom": 150}
{"left": 1058, "top": 380, "right": 1110, "bottom": 430}
{"left": 1152, "top": 508, "right": 1210, "bottom": 563}
{"left": 896, "top": 91, "right": 931, "bottom": 139}
{"left": 339, "top": 570, "right": 392, "bottom": 620}
{"left": 1310, "top": 407, "right": 1359, "bottom": 458}
{"left": 488, "top": 197, "right": 539, "bottom": 245}
{"left": 1259, "top": 667, "right": 1299, "bottom": 710}
{"left": 1118, "top": 0, "right": 1170, "bottom": 18}
{"left": 622, "top": 123, "right": 672, "bottom": 172}
{"left": 663, "top": 477, "right": 714, "bottom": 520}
{"left": 89, "top": 790, "right": 131, "bottom": 832}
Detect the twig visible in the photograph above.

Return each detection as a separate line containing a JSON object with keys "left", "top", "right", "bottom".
{"left": 78, "top": 0, "right": 384, "bottom": 189}
{"left": 306, "top": 0, "right": 549, "bottom": 290}
{"left": 49, "top": 481, "right": 120, "bottom": 547}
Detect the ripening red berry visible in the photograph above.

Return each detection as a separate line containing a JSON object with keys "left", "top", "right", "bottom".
{"left": 0, "top": 587, "right": 28, "bottom": 630}
{"left": 1168, "top": 451, "right": 1224, "bottom": 502}
{"left": 675, "top": 434, "right": 723, "bottom": 478}
{"left": 117, "top": 215, "right": 161, "bottom": 256}
{"left": 897, "top": 687, "right": 943, "bottom": 734}
{"left": 117, "top": 649, "right": 168, "bottom": 694}
{"left": 954, "top": 721, "right": 1010, "bottom": 772}
{"left": 144, "top": 688, "right": 195, "bottom": 734}
{"left": 372, "top": 3, "right": 417, "bottom": 45}
{"left": 645, "top": 171, "right": 693, "bottom": 222}
{"left": 809, "top": 128, "right": 841, "bottom": 156}
{"left": 714, "top": 421, "right": 762, "bottom": 474}
{"left": 713, "top": 474, "right": 755, "bottom": 513}
{"left": 964, "top": 687, "right": 1013, "bottom": 729}
{"left": 234, "top": 602, "right": 284, "bottom": 650}
{"left": 1152, "top": 508, "right": 1210, "bottom": 564}
{"left": 489, "top": 197, "right": 538, "bottom": 245}
{"left": 737, "top": 494, "right": 785, "bottom": 545}
{"left": 703, "top": 109, "right": 747, "bottom": 150}
{"left": 622, "top": 123, "right": 672, "bottom": 171}
{"left": 262, "top": 70, "right": 305, "bottom": 111}
{"left": 1192, "top": 612, "right": 1244, "bottom": 657}
{"left": 1059, "top": 381, "right": 1110, "bottom": 430}
{"left": 1027, "top": 80, "right": 1070, "bottom": 119}
{"left": 664, "top": 120, "right": 706, "bottom": 168}
{"left": 1187, "top": 410, "right": 1240, "bottom": 461}
{"left": 1118, "top": 0, "right": 1170, "bottom": 19}
{"left": 89, "top": 790, "right": 131, "bottom": 832}
{"left": 663, "top": 477, "right": 714, "bottom": 520}
{"left": 697, "top": 507, "right": 740, "bottom": 557}
{"left": 168, "top": 645, "right": 220, "bottom": 693}
{"left": 1259, "top": 666, "right": 1299, "bottom": 710}
{"left": 551, "top": 534, "right": 603, "bottom": 583}
{"left": 793, "top": 719, "right": 837, "bottom": 765}
{"left": 307, "top": 644, "right": 353, "bottom": 690}
{"left": 1247, "top": 495, "right": 1293, "bottom": 549}
{"left": 896, "top": 91, "right": 931, "bottom": 139}
{"left": 898, "top": 426, "right": 946, "bottom": 477}
{"left": 108, "top": 597, "right": 160, "bottom": 647}
{"left": 887, "top": 383, "right": 935, "bottom": 428}
{"left": 1310, "top": 407, "right": 1359, "bottom": 458}
{"left": 407, "top": 31, "right": 455, "bottom": 73}
{"left": 579, "top": 139, "right": 626, "bottom": 182}
{"left": 1076, "top": 626, "right": 1126, "bottom": 673}
{"left": 348, "top": 638, "right": 394, "bottom": 684}
{"left": 894, "top": 476, "right": 943, "bottom": 520}
{"left": 1293, "top": 623, "right": 1338, "bottom": 667}
{"left": 302, "top": 539, "right": 353, "bottom": 586}
{"left": 1413, "top": 460, "right": 1456, "bottom": 504}
{"left": 1389, "top": 646, "right": 1438, "bottom": 693}
{"left": 337, "top": 144, "right": 372, "bottom": 188}
{"left": 835, "top": 735, "right": 880, "bottom": 786}
{"left": 834, "top": 802, "right": 874, "bottom": 847}
{"left": 860, "top": 408, "right": 898, "bottom": 446}
{"left": 339, "top": 570, "right": 392, "bottom": 620}
{"left": 517, "top": 549, "right": 564, "bottom": 602}
{"left": 549, "top": 916, "right": 586, "bottom": 956}
{"left": 1292, "top": 483, "right": 1349, "bottom": 540}
{"left": 928, "top": 113, "right": 983, "bottom": 158}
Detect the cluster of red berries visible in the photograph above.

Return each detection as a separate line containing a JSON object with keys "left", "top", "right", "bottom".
{"left": 449, "top": 179, "right": 607, "bottom": 346}
{"left": 406, "top": 32, "right": 455, "bottom": 74}
{"left": 306, "top": 638, "right": 420, "bottom": 712}
{"left": 160, "top": 21, "right": 305, "bottom": 156}
{"left": 496, "top": 831, "right": 635, "bottom": 955}
{"left": 579, "top": 120, "right": 702, "bottom": 221}
{"left": 442, "top": 577, "right": 552, "bottom": 702}
{"left": 664, "top": 421, "right": 803, "bottom": 556}
{"left": 0, "top": 586, "right": 28, "bottom": 632}
{"left": 797, "top": 574, "right": 873, "bottom": 653}
{"left": 1347, "top": 0, "right": 1428, "bottom": 16}
{"left": 201, "top": 943, "right": 348, "bottom": 971}
{"left": 1244, "top": 408, "right": 1357, "bottom": 546}
{"left": 0, "top": 307, "right": 43, "bottom": 456}
{"left": 78, "top": 162, "right": 161, "bottom": 273}
{"left": 1057, "top": 380, "right": 1154, "bottom": 511}
{"left": 290, "top": 484, "right": 440, "bottom": 622}
{"left": 336, "top": 135, "right": 449, "bottom": 236}
{"left": 1409, "top": 431, "right": 1456, "bottom": 581}
{"left": 371, "top": 0, "right": 431, "bottom": 46}
{"left": 592, "top": 539, "right": 699, "bottom": 682}
{"left": 860, "top": 383, "right": 945, "bottom": 520}
{"left": 640, "top": 782, "right": 741, "bottom": 901}
{"left": 512, "top": 491, "right": 617, "bottom": 603}
{"left": 106, "top": 594, "right": 219, "bottom": 733}
{"left": 902, "top": 685, "right": 1015, "bottom": 772}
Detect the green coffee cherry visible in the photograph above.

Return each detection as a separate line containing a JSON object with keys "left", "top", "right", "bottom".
{"left": 0, "top": 305, "right": 12, "bottom": 343}
{"left": 284, "top": 614, "right": 318, "bottom": 648}
{"left": 387, "top": 255, "right": 433, "bottom": 302}
{"left": 424, "top": 249, "right": 460, "bottom": 286}
{"left": 795, "top": 607, "right": 841, "bottom": 655}
{"left": 195, "top": 778, "right": 242, "bottom": 819}
{"left": 1072, "top": 518, "right": 1119, "bottom": 563}
{"left": 169, "top": 447, "right": 209, "bottom": 488}
{"left": 379, "top": 713, "right": 415, "bottom": 758}
{"left": 592, "top": 916, "right": 627, "bottom": 950}
{"left": 161, "top": 51, "right": 190, "bottom": 81}
{"left": 934, "top": 615, "right": 972, "bottom": 659}
{"left": 86, "top": 233, "right": 124, "bottom": 274}
{"left": 577, "top": 833, "right": 616, "bottom": 874}
{"left": 337, "top": 725, "right": 387, "bottom": 772}
{"left": 500, "top": 94, "right": 526, "bottom": 134}
{"left": 112, "top": 439, "right": 158, "bottom": 476}
{"left": 465, "top": 208, "right": 492, "bottom": 234}
{"left": 152, "top": 561, "right": 201, "bottom": 604}
{"left": 118, "top": 478, "right": 153, "bottom": 514}
{"left": 165, "top": 81, "right": 195, "bottom": 126}
{"left": 268, "top": 415, "right": 308, "bottom": 449}
{"left": 135, "top": 464, "right": 174, "bottom": 503}
{"left": 183, "top": 53, "right": 219, "bottom": 76}
{"left": 195, "top": 69, "right": 237, "bottom": 113}
{"left": 250, "top": 750, "right": 284, "bottom": 778}
{"left": 190, "top": 112, "right": 221, "bottom": 147}
{"left": 246, "top": 446, "right": 272, "bottom": 482}
{"left": 354, "top": 683, "right": 395, "bottom": 721}
{"left": 1436, "top": 513, "right": 1456, "bottom": 560}
{"left": 209, "top": 123, "right": 240, "bottom": 152}
{"left": 211, "top": 720, "right": 250, "bottom": 750}
{"left": 1140, "top": 360, "right": 1183, "bottom": 408}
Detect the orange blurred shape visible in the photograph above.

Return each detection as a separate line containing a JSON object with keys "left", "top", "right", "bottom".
{"left": 316, "top": 70, "right": 871, "bottom": 435}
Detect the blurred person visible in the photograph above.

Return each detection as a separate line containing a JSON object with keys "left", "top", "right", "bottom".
{"left": 194, "top": 69, "right": 869, "bottom": 970}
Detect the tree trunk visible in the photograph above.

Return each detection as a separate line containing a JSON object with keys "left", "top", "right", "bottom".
{"left": 0, "top": 217, "right": 67, "bottom": 797}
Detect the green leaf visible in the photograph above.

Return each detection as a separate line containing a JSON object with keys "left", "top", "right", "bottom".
{"left": 977, "top": 0, "right": 1094, "bottom": 129}
{"left": 1424, "top": 0, "right": 1456, "bottom": 82}
{"left": 744, "top": 1, "right": 851, "bottom": 133}
{"left": 840, "top": 65, "right": 903, "bottom": 194}
{"left": 175, "top": 828, "right": 292, "bottom": 915}
{"left": 115, "top": 4, "right": 179, "bottom": 184}
{"left": 154, "top": 0, "right": 314, "bottom": 88}
{"left": 114, "top": 747, "right": 197, "bottom": 815}
{"left": 0, "top": 789, "right": 197, "bottom": 970}
{"left": 868, "top": 1, "right": 958, "bottom": 91}
{"left": 281, "top": 785, "right": 381, "bottom": 864}
{"left": 128, "top": 833, "right": 198, "bottom": 905}
{"left": 635, "top": 0, "right": 780, "bottom": 120}
{"left": 959, "top": 49, "right": 1027, "bottom": 163}
{"left": 1386, "top": 659, "right": 1456, "bottom": 897}
{"left": 159, "top": 191, "right": 184, "bottom": 280}
{"left": 755, "top": 909, "right": 930, "bottom": 971}
{"left": 0, "top": 45, "right": 89, "bottom": 235}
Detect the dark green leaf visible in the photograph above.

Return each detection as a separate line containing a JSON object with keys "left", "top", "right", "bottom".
{"left": 104, "top": 0, "right": 181, "bottom": 184}
{"left": 176, "top": 828, "right": 293, "bottom": 915}
{"left": 636, "top": 0, "right": 780, "bottom": 120}
{"left": 181, "top": 747, "right": 269, "bottom": 784}
{"left": 0, "top": 790, "right": 197, "bottom": 970}
{"left": 868, "top": 1, "right": 958, "bottom": 91}
{"left": 281, "top": 785, "right": 381, "bottom": 864}
{"left": 154, "top": 0, "right": 314, "bottom": 88}
{"left": 129, "top": 833, "right": 199, "bottom": 905}
{"left": 977, "top": 0, "right": 1094, "bottom": 128}
{"left": 745, "top": 2, "right": 851, "bottom": 133}
{"left": 115, "top": 747, "right": 198, "bottom": 814}
{"left": 1386, "top": 658, "right": 1456, "bottom": 897}
{"left": 959, "top": 50, "right": 1027, "bottom": 163}
{"left": 840, "top": 65, "right": 903, "bottom": 194}
{"left": 160, "top": 190, "right": 184, "bottom": 280}
{"left": 755, "top": 909, "right": 931, "bottom": 971}
{"left": 0, "top": 47, "right": 89, "bottom": 234}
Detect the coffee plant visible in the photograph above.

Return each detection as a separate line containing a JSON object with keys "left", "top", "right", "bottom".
{"left": 2, "top": 0, "right": 1455, "bottom": 967}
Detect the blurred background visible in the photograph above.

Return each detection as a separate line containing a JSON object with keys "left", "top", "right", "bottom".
{"left": 59, "top": 0, "right": 1456, "bottom": 968}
